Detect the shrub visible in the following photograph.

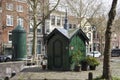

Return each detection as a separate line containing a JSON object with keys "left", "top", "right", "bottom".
{"left": 94, "top": 76, "right": 120, "bottom": 80}
{"left": 72, "top": 50, "right": 82, "bottom": 66}
{"left": 86, "top": 56, "right": 100, "bottom": 66}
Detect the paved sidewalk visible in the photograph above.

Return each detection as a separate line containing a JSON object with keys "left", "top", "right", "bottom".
{"left": 11, "top": 58, "right": 120, "bottom": 80}
{"left": 11, "top": 64, "right": 102, "bottom": 80}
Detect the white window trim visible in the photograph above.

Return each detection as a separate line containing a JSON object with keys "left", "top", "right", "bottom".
{"left": 6, "top": 15, "right": 13, "bottom": 26}
{"left": 57, "top": 16, "right": 61, "bottom": 26}
{"left": 16, "top": 0, "right": 27, "bottom": 3}
{"left": 6, "top": 3, "right": 13, "bottom": 11}
{"left": 16, "top": 5, "right": 23, "bottom": 12}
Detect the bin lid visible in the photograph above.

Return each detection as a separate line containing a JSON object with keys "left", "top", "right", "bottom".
{"left": 12, "top": 25, "right": 26, "bottom": 33}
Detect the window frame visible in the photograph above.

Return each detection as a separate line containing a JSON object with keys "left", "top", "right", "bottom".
{"left": 51, "top": 15, "right": 55, "bottom": 25}
{"left": 15, "top": 0, "right": 27, "bottom": 3}
{"left": 88, "top": 33, "right": 91, "bottom": 41}
{"left": 6, "top": 15, "right": 13, "bottom": 26}
{"left": 6, "top": 3, "right": 13, "bottom": 11}
{"left": 16, "top": 5, "right": 23, "bottom": 12}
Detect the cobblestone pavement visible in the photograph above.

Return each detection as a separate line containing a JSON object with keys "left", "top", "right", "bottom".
{"left": 11, "top": 57, "right": 120, "bottom": 80}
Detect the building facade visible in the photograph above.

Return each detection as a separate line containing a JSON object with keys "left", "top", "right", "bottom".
{"left": 49, "top": 10, "right": 78, "bottom": 32}
{"left": 0, "top": 0, "right": 29, "bottom": 54}
{"left": 111, "top": 33, "right": 120, "bottom": 49}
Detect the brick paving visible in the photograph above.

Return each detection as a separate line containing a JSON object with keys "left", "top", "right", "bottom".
{"left": 11, "top": 57, "right": 120, "bottom": 80}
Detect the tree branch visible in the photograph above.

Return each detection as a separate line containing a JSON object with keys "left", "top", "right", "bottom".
{"left": 36, "top": 0, "right": 60, "bottom": 28}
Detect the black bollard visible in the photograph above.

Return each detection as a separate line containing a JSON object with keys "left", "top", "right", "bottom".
{"left": 4, "top": 76, "right": 9, "bottom": 80}
{"left": 11, "top": 71, "right": 16, "bottom": 78}
{"left": 88, "top": 72, "right": 93, "bottom": 80}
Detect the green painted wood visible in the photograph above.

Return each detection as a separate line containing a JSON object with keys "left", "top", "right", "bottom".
{"left": 12, "top": 25, "right": 27, "bottom": 60}
{"left": 47, "top": 33, "right": 69, "bottom": 70}
{"left": 69, "top": 35, "right": 86, "bottom": 68}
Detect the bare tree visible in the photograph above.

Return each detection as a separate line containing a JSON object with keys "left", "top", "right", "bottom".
{"left": 102, "top": 0, "right": 118, "bottom": 79}
{"left": 88, "top": 15, "right": 107, "bottom": 54}
{"left": 112, "top": 16, "right": 120, "bottom": 48}
{"left": 28, "top": 0, "right": 60, "bottom": 62}
{"left": 65, "top": 0, "right": 103, "bottom": 29}
{"left": 64, "top": 0, "right": 107, "bottom": 54}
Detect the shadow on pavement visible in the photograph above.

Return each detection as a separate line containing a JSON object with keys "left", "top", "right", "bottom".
{"left": 21, "top": 67, "right": 47, "bottom": 72}
{"left": 21, "top": 67, "right": 70, "bottom": 73}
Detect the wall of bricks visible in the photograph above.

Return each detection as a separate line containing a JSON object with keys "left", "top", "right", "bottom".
{"left": 0, "top": 61, "right": 25, "bottom": 79}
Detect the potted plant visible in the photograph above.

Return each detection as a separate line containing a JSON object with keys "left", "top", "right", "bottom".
{"left": 41, "top": 56, "right": 47, "bottom": 70}
{"left": 86, "top": 56, "right": 100, "bottom": 70}
{"left": 71, "top": 50, "right": 82, "bottom": 71}
{"left": 80, "top": 58, "right": 89, "bottom": 71}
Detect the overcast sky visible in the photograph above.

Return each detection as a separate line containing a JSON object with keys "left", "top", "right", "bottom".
{"left": 50, "top": 0, "right": 120, "bottom": 15}
{"left": 102, "top": 0, "right": 120, "bottom": 15}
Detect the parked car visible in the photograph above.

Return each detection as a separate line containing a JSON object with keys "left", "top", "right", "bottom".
{"left": 86, "top": 51, "right": 101, "bottom": 58}
{"left": 111, "top": 49, "right": 120, "bottom": 57}
{"left": 0, "top": 54, "right": 12, "bottom": 62}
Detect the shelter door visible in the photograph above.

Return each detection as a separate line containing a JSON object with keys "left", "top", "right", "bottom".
{"left": 53, "top": 41, "right": 63, "bottom": 68}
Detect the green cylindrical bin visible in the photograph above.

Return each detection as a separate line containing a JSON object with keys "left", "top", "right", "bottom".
{"left": 12, "top": 25, "right": 27, "bottom": 60}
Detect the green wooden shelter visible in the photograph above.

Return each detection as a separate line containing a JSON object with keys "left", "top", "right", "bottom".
{"left": 46, "top": 28, "right": 89, "bottom": 70}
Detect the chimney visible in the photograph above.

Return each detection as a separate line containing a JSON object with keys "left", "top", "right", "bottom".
{"left": 64, "top": 9, "right": 69, "bottom": 30}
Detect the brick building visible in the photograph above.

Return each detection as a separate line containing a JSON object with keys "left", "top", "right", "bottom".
{"left": 0, "top": 0, "right": 29, "bottom": 54}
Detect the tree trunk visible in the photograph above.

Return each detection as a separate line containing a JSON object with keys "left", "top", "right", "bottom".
{"left": 102, "top": 0, "right": 118, "bottom": 80}
{"left": 32, "top": 0, "right": 38, "bottom": 62}
{"left": 32, "top": 28, "right": 37, "bottom": 62}
{"left": 99, "top": 35, "right": 104, "bottom": 55}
